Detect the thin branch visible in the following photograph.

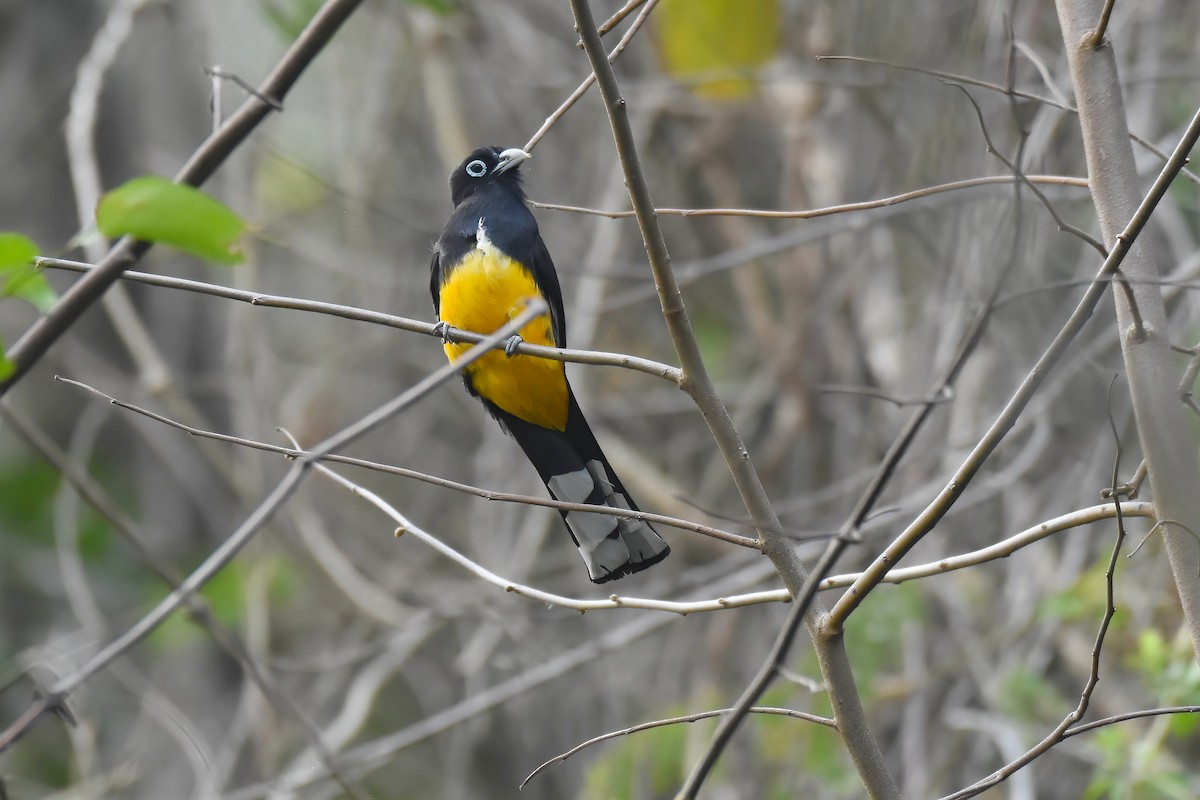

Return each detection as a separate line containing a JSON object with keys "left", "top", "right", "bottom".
{"left": 521, "top": 706, "right": 836, "bottom": 788}
{"left": 54, "top": 376, "right": 750, "bottom": 549}
{"left": 307, "top": 449, "right": 751, "bottom": 614}
{"left": 948, "top": 82, "right": 1107, "bottom": 255}
{"left": 1177, "top": 342, "right": 1200, "bottom": 418}
{"left": 1087, "top": 0, "right": 1118, "bottom": 48}
{"left": 36, "top": 257, "right": 683, "bottom": 384}
{"left": 829, "top": 98, "right": 1200, "bottom": 630}
{"left": 531, "top": 174, "right": 1089, "bottom": 219}
{"left": 816, "top": 53, "right": 1200, "bottom": 186}
{"left": 1062, "top": 705, "right": 1200, "bottom": 737}
{"left": 0, "top": 0, "right": 367, "bottom": 397}
{"left": 524, "top": 0, "right": 660, "bottom": 152}
{"left": 202, "top": 66, "right": 284, "bottom": 110}
{"left": 819, "top": 384, "right": 954, "bottom": 408}
{"left": 319, "top": 472, "right": 1159, "bottom": 614}
{"left": 596, "top": 0, "right": 649, "bottom": 36}
{"left": 0, "top": 301, "right": 545, "bottom": 754}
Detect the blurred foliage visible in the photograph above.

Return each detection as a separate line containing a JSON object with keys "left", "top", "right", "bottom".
{"left": 261, "top": 0, "right": 452, "bottom": 39}
{"left": 844, "top": 582, "right": 924, "bottom": 693}
{"left": 255, "top": 152, "right": 329, "bottom": 219}
{"left": 580, "top": 702, "right": 691, "bottom": 799}
{"left": 96, "top": 176, "right": 247, "bottom": 265}
{"left": 149, "top": 557, "right": 302, "bottom": 651}
{"left": 259, "top": 0, "right": 328, "bottom": 39}
{"left": 656, "top": 0, "right": 779, "bottom": 100}
{"left": 0, "top": 456, "right": 60, "bottom": 541}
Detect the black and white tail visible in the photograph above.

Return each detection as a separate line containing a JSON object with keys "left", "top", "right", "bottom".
{"left": 493, "top": 393, "right": 670, "bottom": 583}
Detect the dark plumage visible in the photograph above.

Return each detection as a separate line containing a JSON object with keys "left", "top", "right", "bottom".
{"left": 429, "top": 146, "right": 670, "bottom": 582}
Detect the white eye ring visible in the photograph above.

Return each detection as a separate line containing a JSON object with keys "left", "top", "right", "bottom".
{"left": 465, "top": 159, "right": 488, "bottom": 178}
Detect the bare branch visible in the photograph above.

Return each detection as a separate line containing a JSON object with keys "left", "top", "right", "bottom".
{"left": 54, "top": 376, "right": 750, "bottom": 549}
{"left": 1086, "top": 0, "right": 1118, "bottom": 48}
{"left": 532, "top": 174, "right": 1088, "bottom": 219}
{"left": 521, "top": 706, "right": 836, "bottom": 788}
{"left": 36, "top": 257, "right": 683, "bottom": 384}
{"left": 816, "top": 53, "right": 1200, "bottom": 186}
{"left": 524, "top": 0, "right": 660, "bottom": 152}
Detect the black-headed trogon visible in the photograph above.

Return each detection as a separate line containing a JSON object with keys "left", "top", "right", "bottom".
{"left": 430, "top": 146, "right": 670, "bottom": 583}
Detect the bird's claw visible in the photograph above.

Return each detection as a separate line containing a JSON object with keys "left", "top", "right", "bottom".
{"left": 432, "top": 320, "right": 452, "bottom": 343}
{"left": 504, "top": 334, "right": 524, "bottom": 357}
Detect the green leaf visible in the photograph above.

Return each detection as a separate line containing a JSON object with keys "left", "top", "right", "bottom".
{"left": 0, "top": 347, "right": 13, "bottom": 382}
{"left": 96, "top": 176, "right": 246, "bottom": 265}
{"left": 0, "top": 233, "right": 55, "bottom": 312}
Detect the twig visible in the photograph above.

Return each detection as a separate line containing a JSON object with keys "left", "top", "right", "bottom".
{"left": 308, "top": 449, "right": 754, "bottom": 614}
{"left": 1062, "top": 705, "right": 1200, "bottom": 737}
{"left": 531, "top": 174, "right": 1089, "bottom": 219}
{"left": 36, "top": 257, "right": 683, "bottom": 384}
{"left": 1101, "top": 458, "right": 1147, "bottom": 499}
{"left": 0, "top": 0, "right": 367, "bottom": 397}
{"left": 815, "top": 54, "right": 1200, "bottom": 187}
{"left": 949, "top": 82, "right": 1108, "bottom": 256}
{"left": 520, "top": 706, "right": 835, "bottom": 788}
{"left": 1177, "top": 342, "right": 1200, "bottom": 418}
{"left": 819, "top": 384, "right": 954, "bottom": 408}
{"left": 202, "top": 66, "right": 285, "bottom": 110}
{"left": 1087, "top": 0, "right": 1118, "bottom": 48}
{"left": 524, "top": 0, "right": 660, "bottom": 153}
{"left": 0, "top": 301, "right": 545, "bottom": 754}
{"left": 54, "top": 375, "right": 750, "bottom": 549}
{"left": 596, "top": 0, "right": 649, "bottom": 36}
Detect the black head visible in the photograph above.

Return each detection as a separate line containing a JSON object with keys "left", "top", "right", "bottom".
{"left": 448, "top": 146, "right": 530, "bottom": 207}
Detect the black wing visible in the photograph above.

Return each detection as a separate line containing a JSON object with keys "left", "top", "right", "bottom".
{"left": 524, "top": 233, "right": 567, "bottom": 349}
{"left": 430, "top": 248, "right": 443, "bottom": 315}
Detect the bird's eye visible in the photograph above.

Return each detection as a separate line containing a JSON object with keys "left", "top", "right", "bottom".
{"left": 465, "top": 160, "right": 488, "bottom": 178}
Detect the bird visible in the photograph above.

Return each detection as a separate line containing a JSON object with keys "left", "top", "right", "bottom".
{"left": 429, "top": 145, "right": 670, "bottom": 583}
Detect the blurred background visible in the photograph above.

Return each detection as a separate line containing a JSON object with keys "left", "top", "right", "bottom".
{"left": 2, "top": 0, "right": 1199, "bottom": 797}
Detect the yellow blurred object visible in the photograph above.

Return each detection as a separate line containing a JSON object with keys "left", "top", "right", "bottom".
{"left": 656, "top": 0, "right": 779, "bottom": 100}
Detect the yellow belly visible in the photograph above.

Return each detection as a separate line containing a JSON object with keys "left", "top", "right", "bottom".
{"left": 439, "top": 248, "right": 568, "bottom": 431}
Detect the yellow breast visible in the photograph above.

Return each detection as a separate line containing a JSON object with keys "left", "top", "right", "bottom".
{"left": 439, "top": 248, "right": 568, "bottom": 431}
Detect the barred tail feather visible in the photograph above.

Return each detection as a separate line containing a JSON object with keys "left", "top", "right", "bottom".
{"left": 493, "top": 399, "right": 670, "bottom": 583}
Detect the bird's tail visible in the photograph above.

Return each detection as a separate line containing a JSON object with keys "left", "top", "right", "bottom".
{"left": 494, "top": 394, "right": 670, "bottom": 583}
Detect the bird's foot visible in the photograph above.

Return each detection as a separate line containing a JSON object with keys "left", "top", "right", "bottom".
{"left": 432, "top": 321, "right": 452, "bottom": 343}
{"left": 504, "top": 334, "right": 524, "bottom": 357}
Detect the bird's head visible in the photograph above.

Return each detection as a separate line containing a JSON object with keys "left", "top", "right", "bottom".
{"left": 448, "top": 146, "right": 530, "bottom": 207}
